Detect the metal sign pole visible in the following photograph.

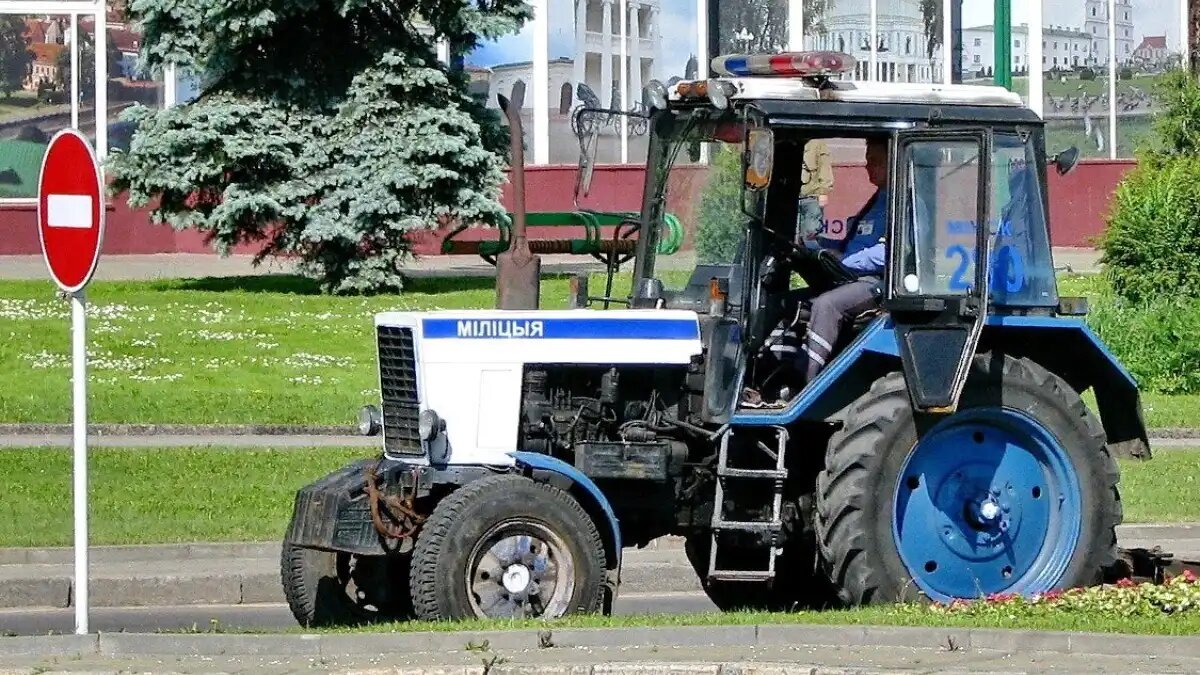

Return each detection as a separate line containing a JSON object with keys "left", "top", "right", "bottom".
{"left": 71, "top": 289, "right": 88, "bottom": 635}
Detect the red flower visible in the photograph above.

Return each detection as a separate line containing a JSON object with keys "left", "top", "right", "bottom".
{"left": 1116, "top": 577, "right": 1136, "bottom": 588}
{"left": 1183, "top": 570, "right": 1198, "bottom": 583}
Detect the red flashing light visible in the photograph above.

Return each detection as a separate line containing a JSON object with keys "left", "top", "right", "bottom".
{"left": 710, "top": 51, "right": 856, "bottom": 78}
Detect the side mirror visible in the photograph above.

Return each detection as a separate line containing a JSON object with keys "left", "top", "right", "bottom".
{"left": 1052, "top": 146, "right": 1080, "bottom": 176}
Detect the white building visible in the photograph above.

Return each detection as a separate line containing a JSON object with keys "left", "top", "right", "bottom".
{"left": 1083, "top": 0, "right": 1135, "bottom": 64}
{"left": 475, "top": 58, "right": 576, "bottom": 111}
{"left": 962, "top": 24, "right": 1094, "bottom": 76}
{"left": 961, "top": 0, "right": 1139, "bottom": 76}
{"left": 805, "top": 0, "right": 940, "bottom": 83}
{"left": 570, "top": 0, "right": 664, "bottom": 108}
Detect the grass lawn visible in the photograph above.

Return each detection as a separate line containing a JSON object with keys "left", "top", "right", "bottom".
{"left": 0, "top": 446, "right": 370, "bottom": 548}
{"left": 0, "top": 270, "right": 1196, "bottom": 429}
{"left": 0, "top": 446, "right": 1195, "bottom": 549}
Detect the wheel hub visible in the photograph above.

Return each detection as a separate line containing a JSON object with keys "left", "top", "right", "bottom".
{"left": 502, "top": 564, "right": 532, "bottom": 594}
{"left": 467, "top": 523, "right": 576, "bottom": 620}
{"left": 892, "top": 408, "right": 1082, "bottom": 602}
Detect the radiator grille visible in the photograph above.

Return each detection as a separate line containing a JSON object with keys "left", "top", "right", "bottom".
{"left": 377, "top": 325, "right": 423, "bottom": 456}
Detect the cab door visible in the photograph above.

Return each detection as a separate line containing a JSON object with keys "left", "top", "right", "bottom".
{"left": 884, "top": 130, "right": 992, "bottom": 413}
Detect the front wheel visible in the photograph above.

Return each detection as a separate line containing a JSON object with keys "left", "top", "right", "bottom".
{"left": 815, "top": 353, "right": 1121, "bottom": 605}
{"left": 409, "top": 473, "right": 608, "bottom": 621}
{"left": 280, "top": 544, "right": 413, "bottom": 627}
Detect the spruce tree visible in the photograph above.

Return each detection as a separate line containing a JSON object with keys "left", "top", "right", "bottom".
{"left": 109, "top": 0, "right": 530, "bottom": 293}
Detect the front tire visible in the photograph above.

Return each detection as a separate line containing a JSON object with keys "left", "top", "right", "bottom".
{"left": 815, "top": 353, "right": 1121, "bottom": 605}
{"left": 280, "top": 544, "right": 413, "bottom": 627}
{"left": 409, "top": 473, "right": 608, "bottom": 621}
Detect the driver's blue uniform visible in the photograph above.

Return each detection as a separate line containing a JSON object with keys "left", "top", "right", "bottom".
{"left": 765, "top": 188, "right": 897, "bottom": 384}
{"left": 800, "top": 189, "right": 887, "bottom": 383}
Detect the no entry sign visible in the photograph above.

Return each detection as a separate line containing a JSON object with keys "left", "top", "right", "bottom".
{"left": 37, "top": 129, "right": 105, "bottom": 293}
{"left": 36, "top": 128, "right": 104, "bottom": 636}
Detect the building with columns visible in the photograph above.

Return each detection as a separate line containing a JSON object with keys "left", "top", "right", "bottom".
{"left": 572, "top": 0, "right": 664, "bottom": 108}
{"left": 804, "top": 0, "right": 941, "bottom": 83}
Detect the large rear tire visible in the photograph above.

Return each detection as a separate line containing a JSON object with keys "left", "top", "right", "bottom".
{"left": 280, "top": 543, "right": 413, "bottom": 627}
{"left": 409, "top": 473, "right": 608, "bottom": 621}
{"left": 815, "top": 353, "right": 1121, "bottom": 605}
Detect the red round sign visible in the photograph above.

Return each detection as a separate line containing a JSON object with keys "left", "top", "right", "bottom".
{"left": 37, "top": 129, "right": 105, "bottom": 293}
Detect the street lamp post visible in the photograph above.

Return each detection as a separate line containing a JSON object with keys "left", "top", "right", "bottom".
{"left": 994, "top": 0, "right": 1012, "bottom": 90}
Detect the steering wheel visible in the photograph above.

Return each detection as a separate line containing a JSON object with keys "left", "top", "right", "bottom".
{"left": 766, "top": 228, "right": 860, "bottom": 291}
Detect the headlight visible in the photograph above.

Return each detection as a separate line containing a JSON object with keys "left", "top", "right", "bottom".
{"left": 357, "top": 405, "right": 382, "bottom": 436}
{"left": 418, "top": 409, "right": 442, "bottom": 441}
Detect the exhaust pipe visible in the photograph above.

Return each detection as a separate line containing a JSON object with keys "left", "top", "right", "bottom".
{"left": 495, "top": 82, "right": 541, "bottom": 310}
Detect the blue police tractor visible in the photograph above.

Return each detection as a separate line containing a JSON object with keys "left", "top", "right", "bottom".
{"left": 278, "top": 51, "right": 1149, "bottom": 625}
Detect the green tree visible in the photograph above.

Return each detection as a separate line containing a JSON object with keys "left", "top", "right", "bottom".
{"left": 0, "top": 16, "right": 32, "bottom": 98}
{"left": 694, "top": 144, "right": 746, "bottom": 264}
{"left": 108, "top": 0, "right": 529, "bottom": 293}
{"left": 1100, "top": 69, "right": 1200, "bottom": 305}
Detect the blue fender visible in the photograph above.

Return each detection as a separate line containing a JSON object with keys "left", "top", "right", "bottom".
{"left": 508, "top": 451, "right": 623, "bottom": 573}
{"left": 730, "top": 313, "right": 1148, "bottom": 456}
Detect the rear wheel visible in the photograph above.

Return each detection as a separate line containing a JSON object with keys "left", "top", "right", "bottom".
{"left": 409, "top": 474, "right": 608, "bottom": 621}
{"left": 815, "top": 353, "right": 1121, "bottom": 605}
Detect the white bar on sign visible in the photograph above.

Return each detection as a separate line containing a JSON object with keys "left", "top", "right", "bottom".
{"left": 47, "top": 195, "right": 94, "bottom": 229}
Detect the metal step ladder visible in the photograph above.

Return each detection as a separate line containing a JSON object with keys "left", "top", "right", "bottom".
{"left": 707, "top": 426, "right": 789, "bottom": 583}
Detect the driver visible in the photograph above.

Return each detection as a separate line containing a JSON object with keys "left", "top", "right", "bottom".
{"left": 793, "top": 136, "right": 890, "bottom": 385}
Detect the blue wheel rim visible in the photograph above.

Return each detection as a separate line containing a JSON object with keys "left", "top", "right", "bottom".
{"left": 891, "top": 407, "right": 1082, "bottom": 602}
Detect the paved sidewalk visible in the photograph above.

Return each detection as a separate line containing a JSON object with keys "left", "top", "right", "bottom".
{"left": 0, "top": 251, "right": 701, "bottom": 282}
{"left": 0, "top": 248, "right": 1099, "bottom": 282}
{"left": 0, "top": 525, "right": 1196, "bottom": 611}
{"left": 3, "top": 623, "right": 1200, "bottom": 673}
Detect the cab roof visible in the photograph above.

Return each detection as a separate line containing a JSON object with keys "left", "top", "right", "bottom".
{"left": 668, "top": 77, "right": 1025, "bottom": 108}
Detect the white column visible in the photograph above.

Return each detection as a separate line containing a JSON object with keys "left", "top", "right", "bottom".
{"left": 1107, "top": 0, "right": 1116, "bottom": 159}
{"left": 94, "top": 5, "right": 108, "bottom": 159}
{"left": 869, "top": 0, "right": 878, "bottom": 82}
{"left": 942, "top": 0, "right": 952, "bottom": 83}
{"left": 163, "top": 63, "right": 177, "bottom": 108}
{"left": 574, "top": 0, "right": 587, "bottom": 88}
{"left": 601, "top": 0, "right": 613, "bottom": 106}
{"left": 629, "top": 2, "right": 641, "bottom": 108}
{"left": 788, "top": 0, "right": 804, "bottom": 50}
{"left": 1182, "top": 0, "right": 1189, "bottom": 72}
{"left": 651, "top": 7, "right": 663, "bottom": 81}
{"left": 534, "top": 0, "right": 549, "bottom": 164}
{"left": 1029, "top": 1, "right": 1043, "bottom": 117}
{"left": 619, "top": 0, "right": 628, "bottom": 162}
{"left": 69, "top": 13, "right": 78, "bottom": 128}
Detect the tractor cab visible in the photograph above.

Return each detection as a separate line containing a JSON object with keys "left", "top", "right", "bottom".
{"left": 573, "top": 50, "right": 1084, "bottom": 421}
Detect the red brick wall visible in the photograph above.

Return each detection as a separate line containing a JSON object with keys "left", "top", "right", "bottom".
{"left": 0, "top": 160, "right": 1134, "bottom": 257}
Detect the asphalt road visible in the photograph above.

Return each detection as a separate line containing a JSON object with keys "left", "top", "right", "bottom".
{"left": 0, "top": 592, "right": 717, "bottom": 636}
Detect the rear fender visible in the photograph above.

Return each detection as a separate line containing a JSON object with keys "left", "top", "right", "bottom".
{"left": 978, "top": 316, "right": 1151, "bottom": 458}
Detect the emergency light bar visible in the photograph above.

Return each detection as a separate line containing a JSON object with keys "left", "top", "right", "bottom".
{"left": 711, "top": 51, "right": 856, "bottom": 78}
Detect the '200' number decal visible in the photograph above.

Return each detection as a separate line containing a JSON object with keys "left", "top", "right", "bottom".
{"left": 946, "top": 244, "right": 1026, "bottom": 293}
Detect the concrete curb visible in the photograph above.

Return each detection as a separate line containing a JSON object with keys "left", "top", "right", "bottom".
{"left": 0, "top": 566, "right": 704, "bottom": 610}
{"left": 0, "top": 624, "right": 1198, "bottom": 660}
